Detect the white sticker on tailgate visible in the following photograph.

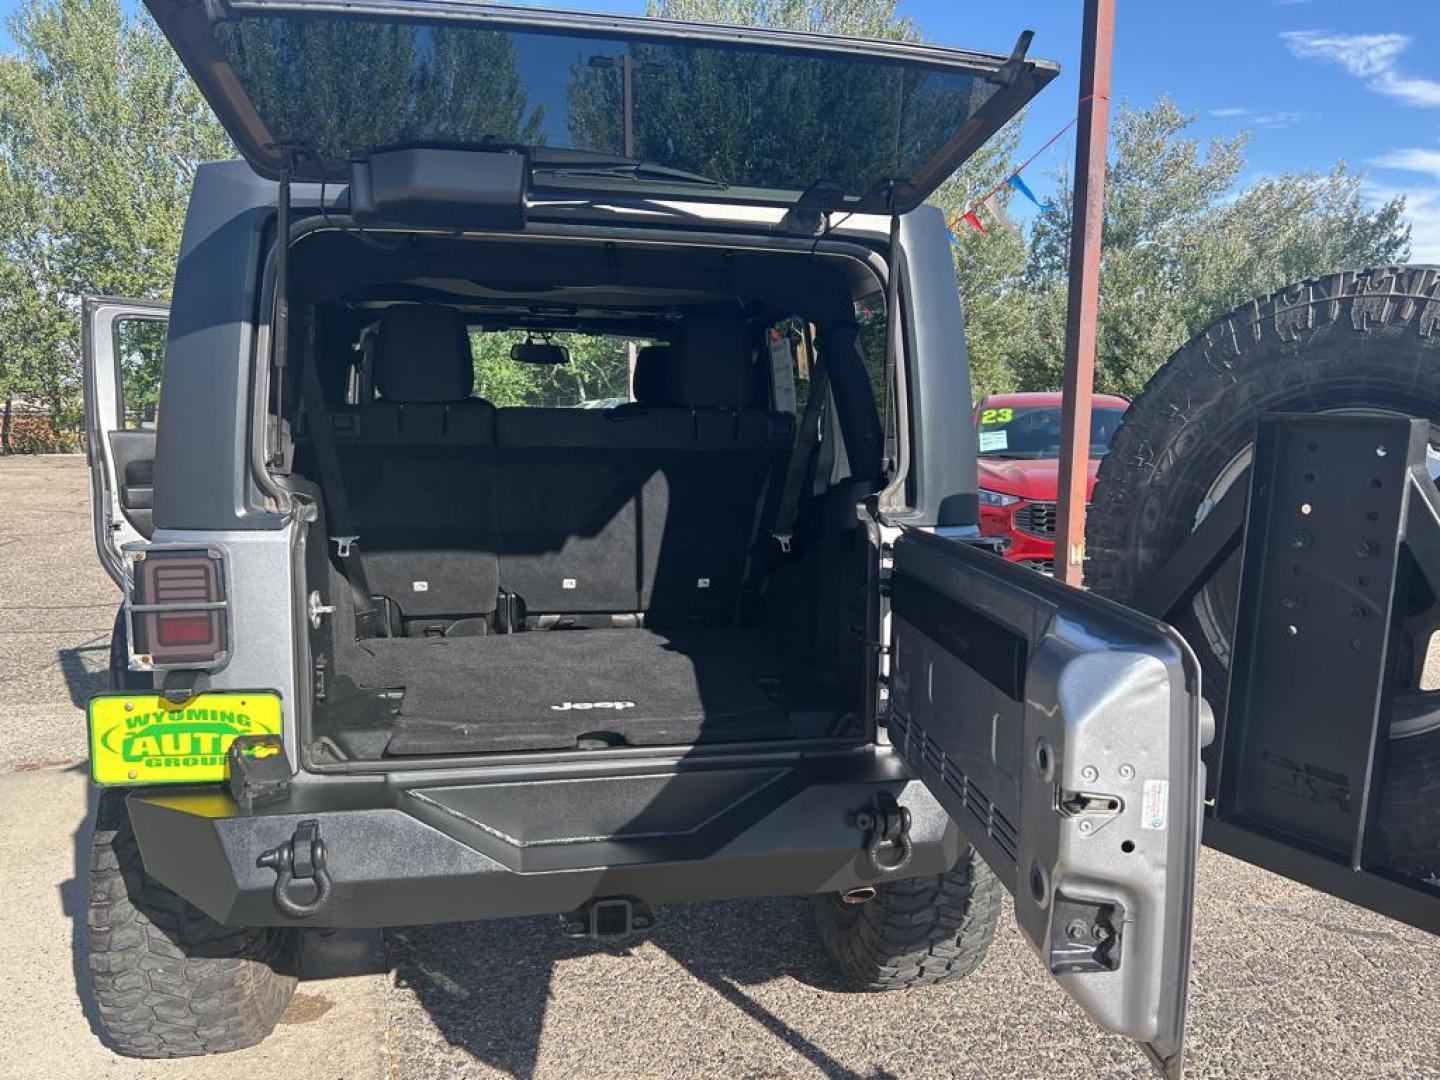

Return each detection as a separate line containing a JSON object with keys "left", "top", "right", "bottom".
{"left": 1141, "top": 779, "right": 1168, "bottom": 830}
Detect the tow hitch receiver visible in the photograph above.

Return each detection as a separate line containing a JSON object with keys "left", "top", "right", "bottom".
{"left": 560, "top": 896, "right": 653, "bottom": 939}
{"left": 257, "top": 820, "right": 331, "bottom": 920}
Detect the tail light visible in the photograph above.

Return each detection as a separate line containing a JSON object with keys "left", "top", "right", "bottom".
{"left": 129, "top": 548, "right": 228, "bottom": 668}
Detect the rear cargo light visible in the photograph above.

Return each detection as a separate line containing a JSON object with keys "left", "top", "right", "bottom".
{"left": 128, "top": 548, "right": 228, "bottom": 668}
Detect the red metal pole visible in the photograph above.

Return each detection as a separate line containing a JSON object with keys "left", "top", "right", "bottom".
{"left": 1054, "top": 0, "right": 1114, "bottom": 587}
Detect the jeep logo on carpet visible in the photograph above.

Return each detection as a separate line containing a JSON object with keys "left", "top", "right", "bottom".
{"left": 549, "top": 701, "right": 636, "bottom": 711}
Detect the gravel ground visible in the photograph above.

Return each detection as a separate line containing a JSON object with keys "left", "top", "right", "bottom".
{"left": 2, "top": 454, "right": 1438, "bottom": 1079}
{"left": 0, "top": 455, "right": 117, "bottom": 771}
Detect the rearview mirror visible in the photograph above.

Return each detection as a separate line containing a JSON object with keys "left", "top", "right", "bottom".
{"left": 510, "top": 342, "right": 570, "bottom": 365}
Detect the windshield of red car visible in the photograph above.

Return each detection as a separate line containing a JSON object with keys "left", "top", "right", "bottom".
{"left": 975, "top": 404, "right": 1127, "bottom": 460}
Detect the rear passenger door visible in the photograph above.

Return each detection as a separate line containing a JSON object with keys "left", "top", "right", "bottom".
{"left": 887, "top": 529, "right": 1204, "bottom": 1078}
{"left": 83, "top": 297, "right": 169, "bottom": 586}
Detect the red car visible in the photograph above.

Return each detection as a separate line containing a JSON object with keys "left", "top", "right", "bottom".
{"left": 973, "top": 391, "right": 1131, "bottom": 572}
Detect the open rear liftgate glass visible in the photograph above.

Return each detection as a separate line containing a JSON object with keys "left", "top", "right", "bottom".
{"left": 142, "top": 0, "right": 1055, "bottom": 210}
{"left": 1134, "top": 413, "right": 1440, "bottom": 935}
{"left": 889, "top": 530, "right": 1204, "bottom": 1079}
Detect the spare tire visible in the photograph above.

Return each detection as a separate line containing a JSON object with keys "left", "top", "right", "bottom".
{"left": 1088, "top": 265, "right": 1440, "bottom": 884}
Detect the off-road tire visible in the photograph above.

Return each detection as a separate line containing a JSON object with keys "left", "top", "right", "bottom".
{"left": 811, "top": 847, "right": 1002, "bottom": 990}
{"left": 1088, "top": 265, "right": 1440, "bottom": 882}
{"left": 88, "top": 790, "right": 299, "bottom": 1057}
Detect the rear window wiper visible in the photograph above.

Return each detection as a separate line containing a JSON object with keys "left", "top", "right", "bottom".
{"left": 532, "top": 160, "right": 729, "bottom": 190}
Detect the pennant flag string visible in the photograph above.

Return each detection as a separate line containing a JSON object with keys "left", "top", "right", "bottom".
{"left": 946, "top": 113, "right": 1079, "bottom": 243}
{"left": 1008, "top": 173, "right": 1050, "bottom": 212}
{"left": 982, "top": 193, "right": 1021, "bottom": 237}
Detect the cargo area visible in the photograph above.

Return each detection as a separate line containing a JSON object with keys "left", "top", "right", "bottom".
{"left": 286, "top": 229, "right": 887, "bottom": 761}
{"left": 332, "top": 624, "right": 853, "bottom": 754}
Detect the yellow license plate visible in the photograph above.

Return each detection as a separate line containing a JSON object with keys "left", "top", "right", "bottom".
{"left": 87, "top": 692, "right": 283, "bottom": 786}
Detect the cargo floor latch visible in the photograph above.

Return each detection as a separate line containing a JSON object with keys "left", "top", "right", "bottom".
{"left": 857, "top": 791, "right": 912, "bottom": 873}
{"left": 257, "top": 819, "right": 331, "bottom": 920}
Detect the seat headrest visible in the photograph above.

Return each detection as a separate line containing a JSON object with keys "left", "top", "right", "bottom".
{"left": 632, "top": 345, "right": 673, "bottom": 406}
{"left": 375, "top": 306, "right": 474, "bottom": 403}
{"left": 670, "top": 316, "right": 753, "bottom": 408}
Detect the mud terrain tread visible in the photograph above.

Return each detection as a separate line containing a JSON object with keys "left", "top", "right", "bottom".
{"left": 88, "top": 790, "right": 298, "bottom": 1057}
{"left": 1088, "top": 264, "right": 1440, "bottom": 881}
{"left": 811, "top": 848, "right": 1002, "bottom": 990}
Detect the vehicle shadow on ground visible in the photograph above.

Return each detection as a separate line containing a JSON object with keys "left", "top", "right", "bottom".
{"left": 58, "top": 767, "right": 112, "bottom": 1049}
{"left": 389, "top": 898, "right": 898, "bottom": 1080}
{"left": 57, "top": 638, "right": 111, "bottom": 708}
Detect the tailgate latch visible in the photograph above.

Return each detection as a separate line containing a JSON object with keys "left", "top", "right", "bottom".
{"left": 256, "top": 819, "right": 331, "bottom": 920}
{"left": 1048, "top": 894, "right": 1123, "bottom": 974}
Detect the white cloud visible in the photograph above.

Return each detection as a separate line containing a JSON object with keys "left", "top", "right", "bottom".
{"left": 1364, "top": 179, "right": 1440, "bottom": 263}
{"left": 1255, "top": 110, "right": 1306, "bottom": 128}
{"left": 1373, "top": 148, "right": 1440, "bottom": 182}
{"left": 1375, "top": 73, "right": 1440, "bottom": 108}
{"left": 1282, "top": 30, "right": 1409, "bottom": 78}
{"left": 1207, "top": 106, "right": 1305, "bottom": 128}
{"left": 1368, "top": 149, "right": 1440, "bottom": 263}
{"left": 1282, "top": 30, "right": 1440, "bottom": 107}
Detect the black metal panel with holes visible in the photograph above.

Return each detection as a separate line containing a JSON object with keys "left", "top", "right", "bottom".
{"left": 1217, "top": 414, "right": 1416, "bottom": 862}
{"left": 1128, "top": 412, "right": 1440, "bottom": 933}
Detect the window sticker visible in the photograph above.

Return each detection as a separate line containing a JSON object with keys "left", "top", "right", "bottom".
{"left": 768, "top": 328, "right": 797, "bottom": 414}
{"left": 978, "top": 430, "right": 1008, "bottom": 452}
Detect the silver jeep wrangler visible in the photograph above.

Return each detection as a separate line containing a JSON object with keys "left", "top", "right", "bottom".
{"left": 83, "top": 2, "right": 1203, "bottom": 1073}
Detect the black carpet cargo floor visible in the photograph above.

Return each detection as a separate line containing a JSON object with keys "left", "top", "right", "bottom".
{"left": 355, "top": 627, "right": 804, "bottom": 754}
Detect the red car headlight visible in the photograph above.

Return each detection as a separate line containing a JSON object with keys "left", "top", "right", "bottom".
{"left": 978, "top": 488, "right": 1022, "bottom": 508}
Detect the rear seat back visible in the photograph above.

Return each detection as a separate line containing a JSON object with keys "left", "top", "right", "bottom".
{"left": 637, "top": 318, "right": 792, "bottom": 613}
{"left": 496, "top": 317, "right": 793, "bottom": 618}
{"left": 331, "top": 306, "right": 501, "bottom": 624}
{"left": 314, "top": 309, "right": 793, "bottom": 630}
{"left": 496, "top": 407, "right": 659, "bottom": 614}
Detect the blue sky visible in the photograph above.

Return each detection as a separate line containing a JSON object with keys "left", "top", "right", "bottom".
{"left": 4, "top": 0, "right": 1438, "bottom": 258}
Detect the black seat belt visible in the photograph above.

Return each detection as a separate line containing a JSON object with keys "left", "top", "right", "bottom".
{"left": 299, "top": 356, "right": 382, "bottom": 638}
{"left": 769, "top": 350, "right": 831, "bottom": 555}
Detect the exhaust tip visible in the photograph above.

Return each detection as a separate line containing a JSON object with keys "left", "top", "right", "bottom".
{"left": 840, "top": 886, "right": 877, "bottom": 905}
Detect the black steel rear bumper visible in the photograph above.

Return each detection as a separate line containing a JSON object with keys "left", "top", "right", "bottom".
{"left": 126, "top": 751, "right": 962, "bottom": 927}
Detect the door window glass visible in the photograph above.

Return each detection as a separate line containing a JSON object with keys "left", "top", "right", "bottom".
{"left": 113, "top": 316, "right": 167, "bottom": 429}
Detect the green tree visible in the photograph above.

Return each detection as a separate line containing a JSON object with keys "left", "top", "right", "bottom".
{"left": 0, "top": 0, "right": 230, "bottom": 448}
{"left": 646, "top": 0, "right": 1028, "bottom": 399}
{"left": 216, "top": 17, "right": 545, "bottom": 172}
{"left": 649, "top": 0, "right": 917, "bottom": 40}
{"left": 1013, "top": 97, "right": 1411, "bottom": 396}
{"left": 471, "top": 331, "right": 640, "bottom": 408}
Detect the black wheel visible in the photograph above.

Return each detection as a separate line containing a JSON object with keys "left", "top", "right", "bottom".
{"left": 1089, "top": 265, "right": 1440, "bottom": 883}
{"left": 811, "top": 847, "right": 1002, "bottom": 990}
{"left": 87, "top": 790, "right": 299, "bottom": 1057}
